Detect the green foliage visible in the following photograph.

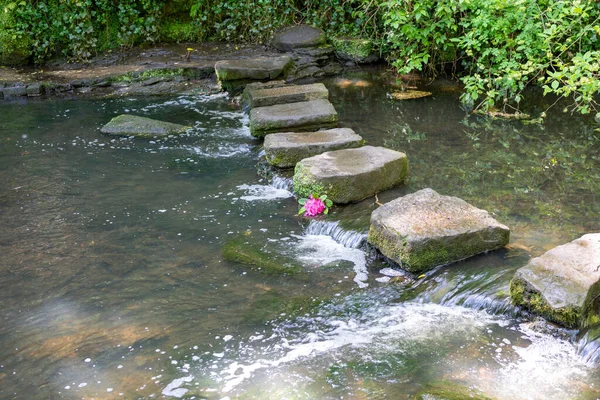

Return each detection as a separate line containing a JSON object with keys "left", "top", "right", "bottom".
{"left": 380, "top": 0, "right": 600, "bottom": 116}
{"left": 0, "top": 3, "right": 31, "bottom": 65}
{"left": 2, "top": 0, "right": 163, "bottom": 63}
{"left": 188, "top": 0, "right": 381, "bottom": 43}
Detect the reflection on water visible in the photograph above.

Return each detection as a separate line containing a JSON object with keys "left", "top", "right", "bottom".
{"left": 0, "top": 70, "right": 599, "bottom": 399}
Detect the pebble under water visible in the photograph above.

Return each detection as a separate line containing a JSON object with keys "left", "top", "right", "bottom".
{"left": 1, "top": 69, "right": 600, "bottom": 399}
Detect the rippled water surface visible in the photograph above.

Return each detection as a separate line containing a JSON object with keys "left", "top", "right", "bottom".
{"left": 1, "top": 69, "right": 600, "bottom": 399}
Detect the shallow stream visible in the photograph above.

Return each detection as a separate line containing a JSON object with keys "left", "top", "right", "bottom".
{"left": 1, "top": 68, "right": 599, "bottom": 399}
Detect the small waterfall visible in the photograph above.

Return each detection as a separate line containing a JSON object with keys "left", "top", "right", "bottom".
{"left": 304, "top": 220, "right": 367, "bottom": 249}
{"left": 577, "top": 328, "right": 600, "bottom": 365}
{"left": 270, "top": 175, "right": 293, "bottom": 191}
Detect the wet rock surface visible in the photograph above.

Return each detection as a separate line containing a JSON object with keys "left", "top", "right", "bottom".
{"left": 368, "top": 188, "right": 510, "bottom": 273}
{"left": 249, "top": 98, "right": 338, "bottom": 138}
{"left": 272, "top": 25, "right": 327, "bottom": 52}
{"left": 293, "top": 145, "right": 408, "bottom": 203}
{"left": 100, "top": 114, "right": 190, "bottom": 138}
{"left": 243, "top": 83, "right": 329, "bottom": 109}
{"left": 264, "top": 128, "right": 363, "bottom": 168}
{"left": 511, "top": 233, "right": 600, "bottom": 328}
{"left": 214, "top": 56, "right": 294, "bottom": 82}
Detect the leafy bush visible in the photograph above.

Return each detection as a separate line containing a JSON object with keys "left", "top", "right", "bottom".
{"left": 380, "top": 0, "right": 600, "bottom": 117}
{"left": 2, "top": 0, "right": 163, "bottom": 63}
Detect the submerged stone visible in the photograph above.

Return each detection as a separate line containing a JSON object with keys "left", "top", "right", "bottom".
{"left": 100, "top": 114, "right": 189, "bottom": 138}
{"left": 510, "top": 233, "right": 600, "bottom": 329}
{"left": 389, "top": 90, "right": 432, "bottom": 100}
{"left": 249, "top": 99, "right": 338, "bottom": 138}
{"left": 264, "top": 128, "right": 364, "bottom": 168}
{"left": 222, "top": 236, "right": 306, "bottom": 278}
{"left": 293, "top": 146, "right": 408, "bottom": 203}
{"left": 368, "top": 189, "right": 510, "bottom": 273}
{"left": 245, "top": 83, "right": 329, "bottom": 109}
{"left": 214, "top": 56, "right": 294, "bottom": 83}
{"left": 272, "top": 25, "right": 327, "bottom": 52}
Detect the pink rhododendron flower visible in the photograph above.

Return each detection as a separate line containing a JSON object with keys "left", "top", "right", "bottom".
{"left": 304, "top": 195, "right": 326, "bottom": 216}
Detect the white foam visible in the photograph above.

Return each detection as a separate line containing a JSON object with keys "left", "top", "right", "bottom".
{"left": 294, "top": 235, "right": 368, "bottom": 288}
{"left": 162, "top": 375, "right": 193, "bottom": 398}
{"left": 219, "top": 303, "right": 493, "bottom": 393}
{"left": 236, "top": 185, "right": 293, "bottom": 201}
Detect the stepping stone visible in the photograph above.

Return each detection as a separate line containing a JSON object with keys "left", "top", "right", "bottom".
{"left": 293, "top": 145, "right": 408, "bottom": 203}
{"left": 264, "top": 128, "right": 364, "bottom": 168}
{"left": 100, "top": 114, "right": 189, "bottom": 138}
{"left": 272, "top": 25, "right": 327, "bottom": 52}
{"left": 510, "top": 233, "right": 600, "bottom": 328}
{"left": 214, "top": 56, "right": 294, "bottom": 83}
{"left": 244, "top": 83, "right": 329, "bottom": 109}
{"left": 368, "top": 188, "right": 510, "bottom": 273}
{"left": 249, "top": 99, "right": 338, "bottom": 138}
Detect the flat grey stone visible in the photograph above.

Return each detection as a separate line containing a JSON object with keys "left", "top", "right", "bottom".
{"left": 293, "top": 145, "right": 408, "bottom": 203}
{"left": 26, "top": 83, "right": 43, "bottom": 96}
{"left": 368, "top": 188, "right": 510, "bottom": 273}
{"left": 264, "top": 128, "right": 363, "bottom": 168}
{"left": 249, "top": 99, "right": 338, "bottom": 138}
{"left": 214, "top": 56, "right": 293, "bottom": 82}
{"left": 100, "top": 114, "right": 189, "bottom": 138}
{"left": 2, "top": 86, "right": 27, "bottom": 97}
{"left": 511, "top": 233, "right": 600, "bottom": 328}
{"left": 246, "top": 83, "right": 329, "bottom": 109}
{"left": 272, "top": 25, "right": 327, "bottom": 52}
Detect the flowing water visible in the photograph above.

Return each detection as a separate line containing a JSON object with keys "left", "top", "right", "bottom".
{"left": 1, "top": 67, "right": 600, "bottom": 399}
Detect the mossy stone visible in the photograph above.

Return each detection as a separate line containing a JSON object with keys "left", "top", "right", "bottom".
{"left": 222, "top": 235, "right": 307, "bottom": 278}
{"left": 368, "top": 189, "right": 510, "bottom": 273}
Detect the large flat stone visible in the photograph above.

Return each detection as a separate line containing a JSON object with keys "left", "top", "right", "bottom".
{"left": 510, "top": 233, "right": 600, "bottom": 328}
{"left": 272, "top": 25, "right": 327, "bottom": 52}
{"left": 293, "top": 145, "right": 407, "bottom": 203}
{"left": 246, "top": 83, "right": 329, "bottom": 109}
{"left": 264, "top": 128, "right": 364, "bottom": 168}
{"left": 249, "top": 99, "right": 338, "bottom": 138}
{"left": 368, "top": 189, "right": 510, "bottom": 273}
{"left": 100, "top": 114, "right": 189, "bottom": 138}
{"left": 214, "top": 56, "right": 293, "bottom": 82}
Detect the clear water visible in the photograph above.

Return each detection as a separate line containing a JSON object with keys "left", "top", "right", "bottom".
{"left": 1, "top": 68, "right": 599, "bottom": 399}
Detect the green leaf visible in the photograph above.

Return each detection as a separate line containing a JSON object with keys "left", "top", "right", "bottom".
{"left": 319, "top": 195, "right": 327, "bottom": 200}
{"left": 297, "top": 206, "right": 306, "bottom": 215}
{"left": 551, "top": 80, "right": 559, "bottom": 90}
{"left": 298, "top": 198, "right": 307, "bottom": 205}
{"left": 325, "top": 199, "right": 333, "bottom": 207}
{"left": 324, "top": 208, "right": 329, "bottom": 214}
{"left": 311, "top": 193, "right": 319, "bottom": 199}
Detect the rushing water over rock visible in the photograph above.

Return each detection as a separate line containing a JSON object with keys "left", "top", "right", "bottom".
{"left": 304, "top": 219, "right": 367, "bottom": 249}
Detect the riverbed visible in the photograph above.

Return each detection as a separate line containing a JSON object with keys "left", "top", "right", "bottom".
{"left": 1, "top": 68, "right": 599, "bottom": 399}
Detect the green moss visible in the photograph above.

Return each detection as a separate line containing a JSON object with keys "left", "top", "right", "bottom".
{"left": 368, "top": 223, "right": 508, "bottom": 273}
{"left": 160, "top": 19, "right": 202, "bottom": 43}
{"left": 331, "top": 37, "right": 376, "bottom": 62}
{"left": 111, "top": 67, "right": 209, "bottom": 84}
{"left": 510, "top": 278, "right": 580, "bottom": 328}
{"left": 222, "top": 236, "right": 307, "bottom": 278}
{"left": 292, "top": 163, "right": 326, "bottom": 198}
